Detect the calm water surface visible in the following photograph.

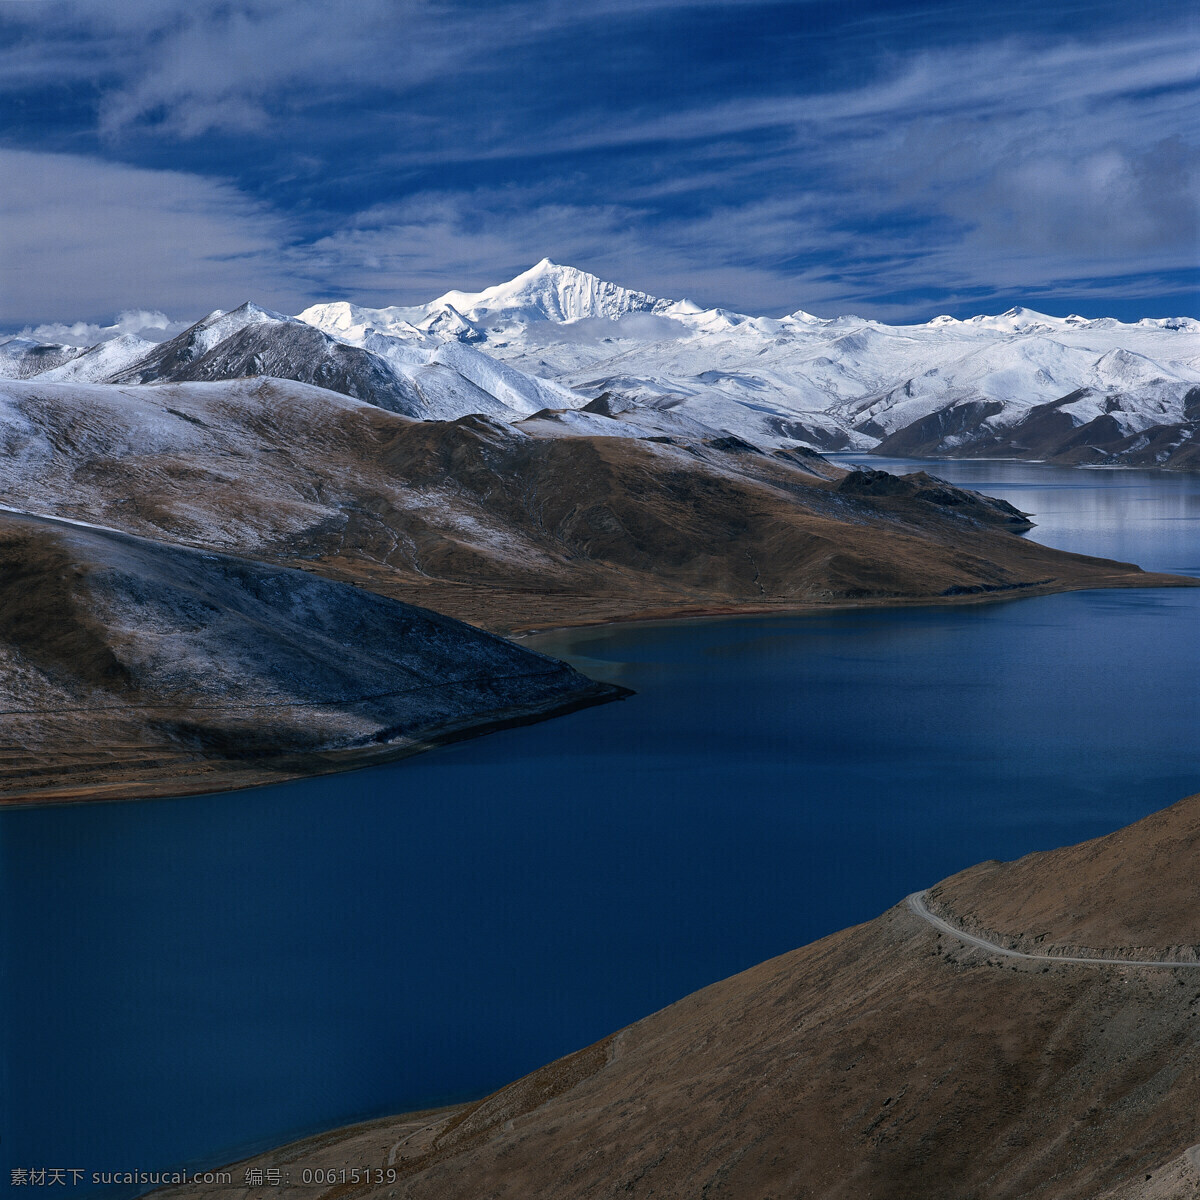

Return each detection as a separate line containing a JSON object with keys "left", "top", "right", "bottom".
{"left": 2, "top": 457, "right": 1199, "bottom": 1191}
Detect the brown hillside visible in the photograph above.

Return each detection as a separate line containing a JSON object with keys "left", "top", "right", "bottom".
{"left": 928, "top": 791, "right": 1200, "bottom": 962}
{"left": 0, "top": 511, "right": 616, "bottom": 805}
{"left": 0, "top": 378, "right": 1189, "bottom": 634}
{"left": 164, "top": 793, "right": 1200, "bottom": 1200}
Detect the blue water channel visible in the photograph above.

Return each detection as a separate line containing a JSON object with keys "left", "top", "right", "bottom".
{"left": 2, "top": 457, "right": 1199, "bottom": 1191}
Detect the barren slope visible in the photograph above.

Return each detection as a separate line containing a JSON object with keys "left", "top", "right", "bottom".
{"left": 926, "top": 793, "right": 1200, "bottom": 962}
{"left": 0, "top": 377, "right": 1187, "bottom": 634}
{"left": 173, "top": 793, "right": 1200, "bottom": 1200}
{"left": 0, "top": 510, "right": 616, "bottom": 804}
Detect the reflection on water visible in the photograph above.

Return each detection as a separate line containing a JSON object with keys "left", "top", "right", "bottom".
{"left": 2, "top": 457, "right": 1199, "bottom": 1192}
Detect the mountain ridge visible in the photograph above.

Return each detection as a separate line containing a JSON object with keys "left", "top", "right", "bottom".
{"left": 0, "top": 375, "right": 1186, "bottom": 645}
{"left": 4, "top": 262, "right": 1198, "bottom": 468}
{"left": 0, "top": 504, "right": 619, "bottom": 804}
{"left": 298, "top": 266, "right": 1200, "bottom": 469}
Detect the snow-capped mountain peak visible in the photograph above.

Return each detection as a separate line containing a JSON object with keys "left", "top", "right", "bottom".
{"left": 0, "top": 337, "right": 83, "bottom": 379}
{"left": 176, "top": 301, "right": 298, "bottom": 358}
{"left": 432, "top": 259, "right": 671, "bottom": 324}
{"left": 7, "top": 260, "right": 1199, "bottom": 471}
{"left": 786, "top": 309, "right": 828, "bottom": 325}
{"left": 39, "top": 333, "right": 156, "bottom": 383}
{"left": 964, "top": 305, "right": 1066, "bottom": 333}
{"left": 417, "top": 303, "right": 484, "bottom": 342}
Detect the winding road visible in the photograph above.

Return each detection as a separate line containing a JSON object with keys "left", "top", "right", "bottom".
{"left": 906, "top": 891, "right": 1200, "bottom": 969}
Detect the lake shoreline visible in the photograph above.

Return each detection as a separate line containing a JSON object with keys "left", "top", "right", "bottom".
{"left": 4, "top": 567, "right": 1193, "bottom": 810}
{"left": 151, "top": 790, "right": 1200, "bottom": 1200}
{"left": 6, "top": 561, "right": 1195, "bottom": 810}
{"left": 505, "top": 568, "right": 1198, "bottom": 637}
{"left": 0, "top": 679, "right": 628, "bottom": 810}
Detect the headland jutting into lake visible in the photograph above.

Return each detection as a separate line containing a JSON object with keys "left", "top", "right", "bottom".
{"left": 0, "top": 380, "right": 1190, "bottom": 806}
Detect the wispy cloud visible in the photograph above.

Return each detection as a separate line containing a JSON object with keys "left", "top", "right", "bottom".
{"left": 0, "top": 149, "right": 301, "bottom": 325}
{"left": 0, "top": 0, "right": 1195, "bottom": 322}
{"left": 0, "top": 0, "right": 481, "bottom": 137}
{"left": 281, "top": 29, "right": 1199, "bottom": 316}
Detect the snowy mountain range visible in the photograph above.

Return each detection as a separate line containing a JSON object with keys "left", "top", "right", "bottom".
{"left": 5, "top": 259, "right": 1199, "bottom": 468}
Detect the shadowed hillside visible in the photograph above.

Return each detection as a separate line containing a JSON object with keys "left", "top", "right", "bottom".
{"left": 0, "top": 510, "right": 616, "bottom": 804}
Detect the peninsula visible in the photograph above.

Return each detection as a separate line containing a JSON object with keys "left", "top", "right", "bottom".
{"left": 0, "top": 371, "right": 1190, "bottom": 803}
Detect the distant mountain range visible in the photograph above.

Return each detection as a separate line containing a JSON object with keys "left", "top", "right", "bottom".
{"left": 4, "top": 258, "right": 1199, "bottom": 468}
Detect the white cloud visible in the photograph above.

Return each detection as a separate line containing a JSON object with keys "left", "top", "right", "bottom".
{"left": 287, "top": 189, "right": 863, "bottom": 313}
{"left": 0, "top": 148, "right": 303, "bottom": 325}
{"left": 18, "top": 309, "right": 189, "bottom": 347}
{"left": 0, "top": 0, "right": 800, "bottom": 137}
{"left": 0, "top": 0, "right": 503, "bottom": 137}
{"left": 0, "top": 13, "right": 1195, "bottom": 325}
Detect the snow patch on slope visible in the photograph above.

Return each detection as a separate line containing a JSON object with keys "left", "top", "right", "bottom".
{"left": 40, "top": 334, "right": 157, "bottom": 383}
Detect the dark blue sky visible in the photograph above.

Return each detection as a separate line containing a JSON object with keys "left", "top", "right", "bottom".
{"left": 1, "top": 0, "right": 1197, "bottom": 330}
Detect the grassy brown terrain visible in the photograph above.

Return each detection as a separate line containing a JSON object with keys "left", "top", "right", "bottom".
{"left": 927, "top": 798, "right": 1200, "bottom": 963}
{"left": 160, "top": 793, "right": 1200, "bottom": 1200}
{"left": 0, "top": 377, "right": 1191, "bottom": 640}
{"left": 0, "top": 510, "right": 618, "bottom": 806}
{"left": 0, "top": 375, "right": 1193, "bottom": 801}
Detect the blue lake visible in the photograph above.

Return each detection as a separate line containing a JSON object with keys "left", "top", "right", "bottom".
{"left": 2, "top": 457, "right": 1199, "bottom": 1191}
